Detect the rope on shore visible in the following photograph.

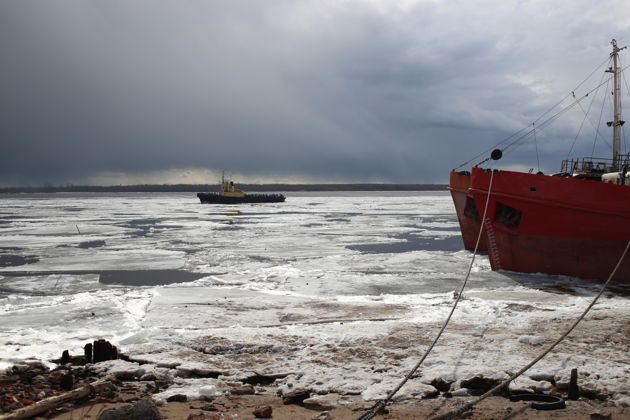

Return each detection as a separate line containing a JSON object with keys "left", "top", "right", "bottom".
{"left": 428, "top": 240, "right": 630, "bottom": 420}
{"left": 356, "top": 171, "right": 496, "bottom": 420}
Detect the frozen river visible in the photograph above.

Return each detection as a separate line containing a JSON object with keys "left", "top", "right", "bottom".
{"left": 0, "top": 191, "right": 628, "bottom": 403}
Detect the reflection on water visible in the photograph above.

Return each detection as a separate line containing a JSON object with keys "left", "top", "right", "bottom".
{"left": 0, "top": 254, "right": 39, "bottom": 267}
{"left": 348, "top": 233, "right": 464, "bottom": 254}
{"left": 99, "top": 270, "right": 206, "bottom": 286}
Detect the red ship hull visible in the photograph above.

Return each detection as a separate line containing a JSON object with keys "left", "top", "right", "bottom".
{"left": 449, "top": 171, "right": 487, "bottom": 251}
{"left": 468, "top": 167, "right": 630, "bottom": 282}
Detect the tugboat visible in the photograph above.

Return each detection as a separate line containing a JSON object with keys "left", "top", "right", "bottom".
{"left": 197, "top": 173, "right": 285, "bottom": 204}
{"left": 449, "top": 39, "right": 630, "bottom": 282}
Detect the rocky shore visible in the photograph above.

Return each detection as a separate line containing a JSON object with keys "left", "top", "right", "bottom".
{"left": 1, "top": 340, "right": 628, "bottom": 420}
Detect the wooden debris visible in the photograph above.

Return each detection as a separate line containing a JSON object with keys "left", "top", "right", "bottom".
{"left": 0, "top": 380, "right": 109, "bottom": 420}
{"left": 84, "top": 343, "right": 93, "bottom": 364}
{"left": 568, "top": 368, "right": 579, "bottom": 400}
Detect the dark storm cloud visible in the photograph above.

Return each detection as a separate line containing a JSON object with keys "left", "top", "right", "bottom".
{"left": 1, "top": 1, "right": 630, "bottom": 186}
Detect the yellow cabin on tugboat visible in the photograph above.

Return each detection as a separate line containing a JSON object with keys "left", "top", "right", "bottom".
{"left": 219, "top": 178, "right": 246, "bottom": 198}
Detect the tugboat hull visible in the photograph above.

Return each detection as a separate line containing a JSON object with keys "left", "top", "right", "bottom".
{"left": 197, "top": 192, "right": 285, "bottom": 204}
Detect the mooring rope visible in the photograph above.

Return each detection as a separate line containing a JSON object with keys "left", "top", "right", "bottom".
{"left": 356, "top": 170, "right": 495, "bottom": 420}
{"left": 428, "top": 240, "right": 630, "bottom": 420}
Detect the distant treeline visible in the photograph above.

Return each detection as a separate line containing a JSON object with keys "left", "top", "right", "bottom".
{"left": 0, "top": 183, "right": 447, "bottom": 193}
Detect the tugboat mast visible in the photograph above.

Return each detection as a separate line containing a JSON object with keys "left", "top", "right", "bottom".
{"left": 607, "top": 39, "right": 626, "bottom": 170}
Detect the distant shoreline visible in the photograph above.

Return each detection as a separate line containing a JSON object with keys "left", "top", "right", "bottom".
{"left": 0, "top": 183, "right": 447, "bottom": 194}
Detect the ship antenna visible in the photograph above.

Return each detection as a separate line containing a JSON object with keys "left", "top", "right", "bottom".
{"left": 606, "top": 39, "right": 627, "bottom": 170}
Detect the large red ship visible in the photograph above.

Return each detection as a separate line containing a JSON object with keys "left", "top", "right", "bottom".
{"left": 450, "top": 40, "right": 630, "bottom": 282}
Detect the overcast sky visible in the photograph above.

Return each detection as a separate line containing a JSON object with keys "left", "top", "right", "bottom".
{"left": 2, "top": 0, "right": 630, "bottom": 186}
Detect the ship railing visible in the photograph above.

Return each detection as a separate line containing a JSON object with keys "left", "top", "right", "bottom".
{"left": 560, "top": 154, "right": 630, "bottom": 175}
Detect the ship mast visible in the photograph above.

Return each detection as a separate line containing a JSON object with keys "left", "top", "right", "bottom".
{"left": 606, "top": 39, "right": 626, "bottom": 171}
